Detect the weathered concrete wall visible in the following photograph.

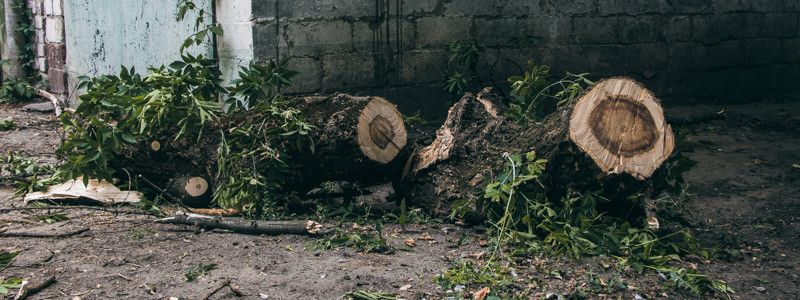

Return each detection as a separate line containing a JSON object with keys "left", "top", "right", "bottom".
{"left": 216, "top": 0, "right": 254, "bottom": 88}
{"left": 63, "top": 0, "right": 213, "bottom": 105}
{"left": 252, "top": 0, "right": 800, "bottom": 106}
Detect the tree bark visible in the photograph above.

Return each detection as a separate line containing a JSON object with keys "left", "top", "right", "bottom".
{"left": 112, "top": 94, "right": 410, "bottom": 205}
{"left": 400, "top": 77, "right": 674, "bottom": 219}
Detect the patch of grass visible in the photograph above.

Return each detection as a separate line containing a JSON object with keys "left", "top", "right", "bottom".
{"left": 339, "top": 290, "right": 398, "bottom": 300}
{"left": 184, "top": 263, "right": 216, "bottom": 281}
{"left": 305, "top": 226, "right": 392, "bottom": 254}
{"left": 0, "top": 117, "right": 18, "bottom": 131}
{"left": 127, "top": 225, "right": 155, "bottom": 240}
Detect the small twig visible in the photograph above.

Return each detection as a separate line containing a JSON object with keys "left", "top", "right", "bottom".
{"left": 201, "top": 279, "right": 231, "bottom": 300}
{"left": 138, "top": 175, "right": 194, "bottom": 213}
{"left": 0, "top": 218, "right": 35, "bottom": 224}
{"left": 116, "top": 273, "right": 133, "bottom": 282}
{"left": 1, "top": 227, "right": 89, "bottom": 238}
{"left": 14, "top": 274, "right": 56, "bottom": 300}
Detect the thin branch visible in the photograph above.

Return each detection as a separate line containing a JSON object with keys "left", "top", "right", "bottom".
{"left": 0, "top": 206, "right": 162, "bottom": 217}
{"left": 1, "top": 227, "right": 88, "bottom": 238}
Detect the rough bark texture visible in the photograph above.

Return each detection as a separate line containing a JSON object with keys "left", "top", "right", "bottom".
{"left": 111, "top": 94, "right": 411, "bottom": 205}
{"left": 400, "top": 80, "right": 673, "bottom": 217}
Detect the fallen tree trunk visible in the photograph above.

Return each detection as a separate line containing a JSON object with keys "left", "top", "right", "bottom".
{"left": 113, "top": 94, "right": 410, "bottom": 206}
{"left": 155, "top": 212, "right": 323, "bottom": 235}
{"left": 400, "top": 77, "right": 674, "bottom": 223}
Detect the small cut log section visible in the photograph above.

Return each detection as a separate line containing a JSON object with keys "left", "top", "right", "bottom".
{"left": 400, "top": 77, "right": 674, "bottom": 221}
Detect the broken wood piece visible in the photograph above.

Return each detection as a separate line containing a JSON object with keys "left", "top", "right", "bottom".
{"left": 14, "top": 274, "right": 55, "bottom": 300}
{"left": 1, "top": 227, "right": 89, "bottom": 238}
{"left": 30, "top": 86, "right": 64, "bottom": 116}
{"left": 155, "top": 211, "right": 322, "bottom": 235}
{"left": 201, "top": 279, "right": 241, "bottom": 300}
{"left": 23, "top": 178, "right": 143, "bottom": 205}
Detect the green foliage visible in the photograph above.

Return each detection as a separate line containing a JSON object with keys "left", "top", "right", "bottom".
{"left": 305, "top": 227, "right": 391, "bottom": 253}
{"left": 434, "top": 258, "right": 514, "bottom": 298}
{"left": 176, "top": 0, "right": 223, "bottom": 55}
{"left": 58, "top": 54, "right": 223, "bottom": 187}
{"left": 0, "top": 116, "right": 18, "bottom": 130}
{"left": 506, "top": 61, "right": 593, "bottom": 124}
{"left": 444, "top": 38, "right": 485, "bottom": 97}
{"left": 184, "top": 263, "right": 216, "bottom": 281}
{"left": 0, "top": 75, "right": 35, "bottom": 103}
{"left": 0, "top": 250, "right": 21, "bottom": 270}
{"left": 34, "top": 212, "right": 69, "bottom": 224}
{"left": 10, "top": 0, "right": 36, "bottom": 73}
{"left": 1, "top": 151, "right": 56, "bottom": 196}
{"left": 127, "top": 225, "right": 155, "bottom": 240}
{"left": 212, "top": 95, "right": 314, "bottom": 214}
{"left": 0, "top": 277, "right": 23, "bottom": 295}
{"left": 226, "top": 58, "right": 299, "bottom": 111}
{"left": 448, "top": 150, "right": 730, "bottom": 297}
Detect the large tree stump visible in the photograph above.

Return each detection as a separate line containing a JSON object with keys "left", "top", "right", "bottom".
{"left": 401, "top": 77, "right": 674, "bottom": 223}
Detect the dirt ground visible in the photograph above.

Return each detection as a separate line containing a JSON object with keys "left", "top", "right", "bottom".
{"left": 1, "top": 99, "right": 799, "bottom": 299}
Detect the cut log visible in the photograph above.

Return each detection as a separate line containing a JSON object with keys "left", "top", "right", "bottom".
{"left": 401, "top": 77, "right": 675, "bottom": 220}
{"left": 168, "top": 175, "right": 211, "bottom": 207}
{"left": 569, "top": 77, "right": 674, "bottom": 180}
{"left": 112, "top": 94, "right": 410, "bottom": 204}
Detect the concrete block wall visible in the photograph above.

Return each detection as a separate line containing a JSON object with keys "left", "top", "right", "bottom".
{"left": 252, "top": 0, "right": 800, "bottom": 106}
{"left": 27, "top": 0, "right": 67, "bottom": 97}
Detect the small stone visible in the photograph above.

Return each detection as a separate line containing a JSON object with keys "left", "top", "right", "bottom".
{"left": 755, "top": 286, "right": 766, "bottom": 293}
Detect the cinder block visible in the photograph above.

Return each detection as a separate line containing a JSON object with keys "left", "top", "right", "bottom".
{"left": 579, "top": 44, "right": 628, "bottom": 75}
{"left": 672, "top": 0, "right": 711, "bottom": 14}
{"left": 322, "top": 53, "right": 376, "bottom": 91}
{"left": 45, "top": 43, "right": 65, "bottom": 69}
{"left": 416, "top": 17, "right": 471, "bottom": 48}
{"left": 711, "top": 0, "right": 751, "bottom": 13}
{"left": 499, "top": 0, "right": 545, "bottom": 16}
{"left": 253, "top": 22, "right": 279, "bottom": 61}
{"left": 750, "top": 0, "right": 783, "bottom": 12}
{"left": 474, "top": 18, "right": 532, "bottom": 47}
{"left": 662, "top": 15, "right": 692, "bottom": 42}
{"left": 625, "top": 43, "right": 667, "bottom": 72}
{"left": 287, "top": 20, "right": 351, "bottom": 57}
{"left": 743, "top": 38, "right": 781, "bottom": 66}
{"left": 764, "top": 13, "right": 799, "bottom": 38}
{"left": 216, "top": 0, "right": 252, "bottom": 22}
{"left": 43, "top": 0, "right": 53, "bottom": 15}
{"left": 283, "top": 57, "right": 322, "bottom": 93}
{"left": 598, "top": 0, "right": 672, "bottom": 16}
{"left": 692, "top": 14, "right": 761, "bottom": 42}
{"left": 36, "top": 57, "right": 46, "bottom": 73}
{"left": 780, "top": 38, "right": 800, "bottom": 63}
{"left": 403, "top": 0, "right": 440, "bottom": 16}
{"left": 251, "top": 0, "right": 277, "bottom": 20}
{"left": 546, "top": 0, "right": 598, "bottom": 15}
{"left": 317, "top": 0, "right": 376, "bottom": 19}
{"left": 667, "top": 42, "right": 709, "bottom": 72}
{"left": 706, "top": 40, "right": 745, "bottom": 69}
{"left": 400, "top": 50, "right": 448, "bottom": 84}
{"left": 352, "top": 19, "right": 415, "bottom": 52}
{"left": 619, "top": 15, "right": 661, "bottom": 44}
{"left": 443, "top": 1, "right": 497, "bottom": 17}
{"left": 218, "top": 23, "right": 254, "bottom": 53}
{"left": 44, "top": 16, "right": 63, "bottom": 43}
{"left": 573, "top": 17, "right": 620, "bottom": 44}
{"left": 47, "top": 68, "right": 67, "bottom": 94}
{"left": 52, "top": 0, "right": 62, "bottom": 16}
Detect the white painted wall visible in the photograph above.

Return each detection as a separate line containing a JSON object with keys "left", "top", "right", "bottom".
{"left": 216, "top": 0, "right": 253, "bottom": 88}
{"left": 63, "top": 0, "right": 214, "bottom": 105}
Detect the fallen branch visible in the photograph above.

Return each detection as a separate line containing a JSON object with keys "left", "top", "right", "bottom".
{"left": 0, "top": 206, "right": 162, "bottom": 217}
{"left": 1, "top": 227, "right": 89, "bottom": 238}
{"left": 201, "top": 279, "right": 242, "bottom": 300}
{"left": 155, "top": 212, "right": 322, "bottom": 235}
{"left": 14, "top": 275, "right": 56, "bottom": 300}
{"left": 30, "top": 86, "right": 64, "bottom": 116}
